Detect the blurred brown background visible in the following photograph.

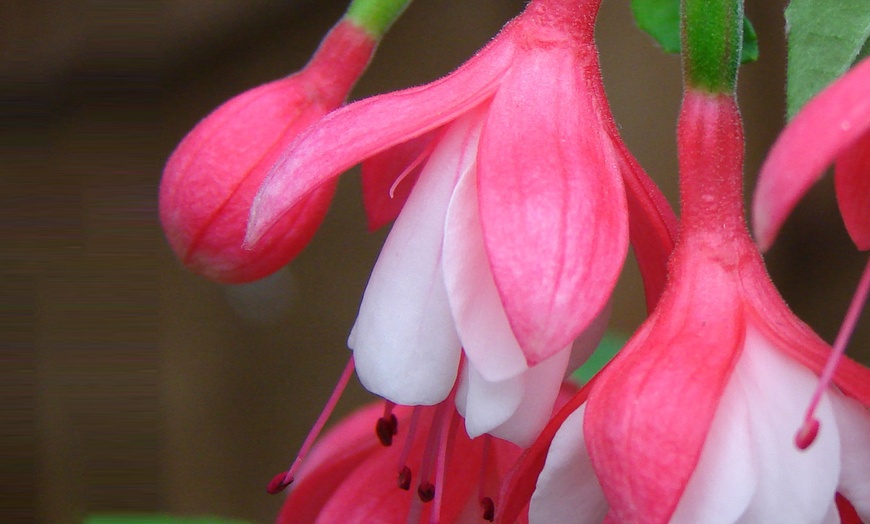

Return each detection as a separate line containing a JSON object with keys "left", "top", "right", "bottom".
{"left": 3, "top": 1, "right": 866, "bottom": 523}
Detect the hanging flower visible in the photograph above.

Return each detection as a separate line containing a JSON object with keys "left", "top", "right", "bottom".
{"left": 505, "top": 91, "right": 870, "bottom": 524}
{"left": 159, "top": 18, "right": 377, "bottom": 283}
{"left": 753, "top": 55, "right": 870, "bottom": 252}
{"left": 247, "top": 0, "right": 676, "bottom": 446}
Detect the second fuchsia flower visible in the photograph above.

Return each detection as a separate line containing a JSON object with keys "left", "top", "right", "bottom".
{"left": 247, "top": 0, "right": 675, "bottom": 446}
{"left": 528, "top": 91, "right": 870, "bottom": 523}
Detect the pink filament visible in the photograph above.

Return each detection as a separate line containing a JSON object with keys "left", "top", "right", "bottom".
{"left": 397, "top": 407, "right": 423, "bottom": 488}
{"left": 431, "top": 410, "right": 460, "bottom": 523}
{"left": 417, "top": 402, "right": 448, "bottom": 502}
{"left": 797, "top": 256, "right": 870, "bottom": 449}
{"left": 267, "top": 356, "right": 355, "bottom": 492}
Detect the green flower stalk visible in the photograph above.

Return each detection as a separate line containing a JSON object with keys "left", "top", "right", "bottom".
{"left": 681, "top": 0, "right": 744, "bottom": 93}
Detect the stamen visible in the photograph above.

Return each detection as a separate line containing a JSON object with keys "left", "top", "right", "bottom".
{"left": 376, "top": 401, "right": 398, "bottom": 446}
{"left": 431, "top": 409, "right": 460, "bottom": 522}
{"left": 480, "top": 497, "right": 495, "bottom": 522}
{"left": 265, "top": 356, "right": 356, "bottom": 494}
{"left": 478, "top": 435, "right": 494, "bottom": 521}
{"left": 417, "top": 481, "right": 435, "bottom": 503}
{"left": 398, "top": 466, "right": 413, "bottom": 490}
{"left": 417, "top": 402, "right": 448, "bottom": 503}
{"left": 796, "top": 256, "right": 870, "bottom": 450}
{"left": 388, "top": 138, "right": 437, "bottom": 198}
{"left": 397, "top": 407, "right": 423, "bottom": 490}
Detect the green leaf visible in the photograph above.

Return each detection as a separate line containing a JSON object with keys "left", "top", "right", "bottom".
{"left": 84, "top": 515, "right": 252, "bottom": 524}
{"left": 571, "top": 332, "right": 627, "bottom": 384}
{"left": 785, "top": 0, "right": 870, "bottom": 119}
{"left": 630, "top": 0, "right": 759, "bottom": 64}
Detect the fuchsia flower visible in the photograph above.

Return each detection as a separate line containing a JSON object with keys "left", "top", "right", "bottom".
{"left": 753, "top": 55, "right": 870, "bottom": 252}
{"left": 505, "top": 92, "right": 870, "bottom": 523}
{"left": 159, "top": 19, "right": 376, "bottom": 283}
{"left": 247, "top": 0, "right": 675, "bottom": 446}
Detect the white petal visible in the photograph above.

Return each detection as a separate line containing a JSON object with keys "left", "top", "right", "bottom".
{"left": 736, "top": 328, "right": 840, "bottom": 523}
{"left": 482, "top": 345, "right": 571, "bottom": 447}
{"left": 831, "top": 390, "right": 870, "bottom": 521}
{"left": 530, "top": 405, "right": 609, "bottom": 524}
{"left": 459, "top": 361, "right": 524, "bottom": 440}
{"left": 349, "top": 110, "right": 485, "bottom": 405}
{"left": 671, "top": 356, "right": 756, "bottom": 524}
{"left": 442, "top": 153, "right": 527, "bottom": 382}
{"left": 674, "top": 327, "right": 842, "bottom": 524}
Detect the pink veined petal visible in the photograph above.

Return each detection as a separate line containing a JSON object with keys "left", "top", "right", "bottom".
{"left": 753, "top": 56, "right": 870, "bottom": 251}
{"left": 830, "top": 391, "right": 870, "bottom": 522}
{"left": 584, "top": 254, "right": 745, "bottom": 524}
{"left": 477, "top": 44, "right": 628, "bottom": 366}
{"left": 348, "top": 110, "right": 485, "bottom": 406}
{"left": 835, "top": 130, "right": 870, "bottom": 250}
{"left": 735, "top": 328, "right": 840, "bottom": 523}
{"left": 361, "top": 130, "right": 438, "bottom": 232}
{"left": 278, "top": 403, "right": 395, "bottom": 524}
{"left": 443, "top": 158, "right": 528, "bottom": 383}
{"left": 246, "top": 35, "right": 516, "bottom": 245}
{"left": 529, "top": 405, "right": 609, "bottom": 524}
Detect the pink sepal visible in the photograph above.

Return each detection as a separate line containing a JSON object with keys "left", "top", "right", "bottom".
{"left": 584, "top": 249, "right": 746, "bottom": 524}
{"left": 753, "top": 56, "right": 870, "bottom": 251}
{"left": 477, "top": 44, "right": 628, "bottom": 366}
{"left": 247, "top": 36, "right": 516, "bottom": 244}
{"left": 835, "top": 132, "right": 870, "bottom": 250}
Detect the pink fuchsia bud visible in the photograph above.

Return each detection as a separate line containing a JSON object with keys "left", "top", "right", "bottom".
{"left": 753, "top": 55, "right": 870, "bottom": 252}
{"left": 159, "top": 20, "right": 376, "bottom": 283}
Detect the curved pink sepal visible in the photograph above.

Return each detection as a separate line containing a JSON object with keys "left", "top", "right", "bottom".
{"left": 247, "top": 36, "right": 517, "bottom": 245}
{"left": 477, "top": 45, "right": 628, "bottom": 366}
{"left": 753, "top": 56, "right": 870, "bottom": 251}
{"left": 835, "top": 132, "right": 870, "bottom": 250}
{"left": 584, "top": 255, "right": 746, "bottom": 524}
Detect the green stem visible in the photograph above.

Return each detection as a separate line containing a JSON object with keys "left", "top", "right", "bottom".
{"left": 346, "top": 0, "right": 412, "bottom": 38}
{"left": 681, "top": 0, "right": 743, "bottom": 93}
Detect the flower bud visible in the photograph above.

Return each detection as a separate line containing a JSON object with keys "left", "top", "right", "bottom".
{"left": 159, "top": 20, "right": 376, "bottom": 283}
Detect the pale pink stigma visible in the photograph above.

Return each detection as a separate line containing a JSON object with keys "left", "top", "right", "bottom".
{"left": 797, "top": 256, "right": 870, "bottom": 449}
{"left": 266, "top": 357, "right": 356, "bottom": 494}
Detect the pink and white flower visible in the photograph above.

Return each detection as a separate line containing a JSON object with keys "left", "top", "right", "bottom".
{"left": 247, "top": 0, "right": 676, "bottom": 446}
{"left": 507, "top": 91, "right": 870, "bottom": 524}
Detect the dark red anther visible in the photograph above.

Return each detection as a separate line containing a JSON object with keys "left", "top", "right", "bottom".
{"left": 397, "top": 466, "right": 412, "bottom": 490}
{"left": 481, "top": 497, "right": 495, "bottom": 522}
{"left": 266, "top": 471, "right": 293, "bottom": 494}
{"left": 417, "top": 481, "right": 435, "bottom": 502}
{"left": 375, "top": 414, "right": 399, "bottom": 446}
{"left": 795, "top": 418, "right": 820, "bottom": 450}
